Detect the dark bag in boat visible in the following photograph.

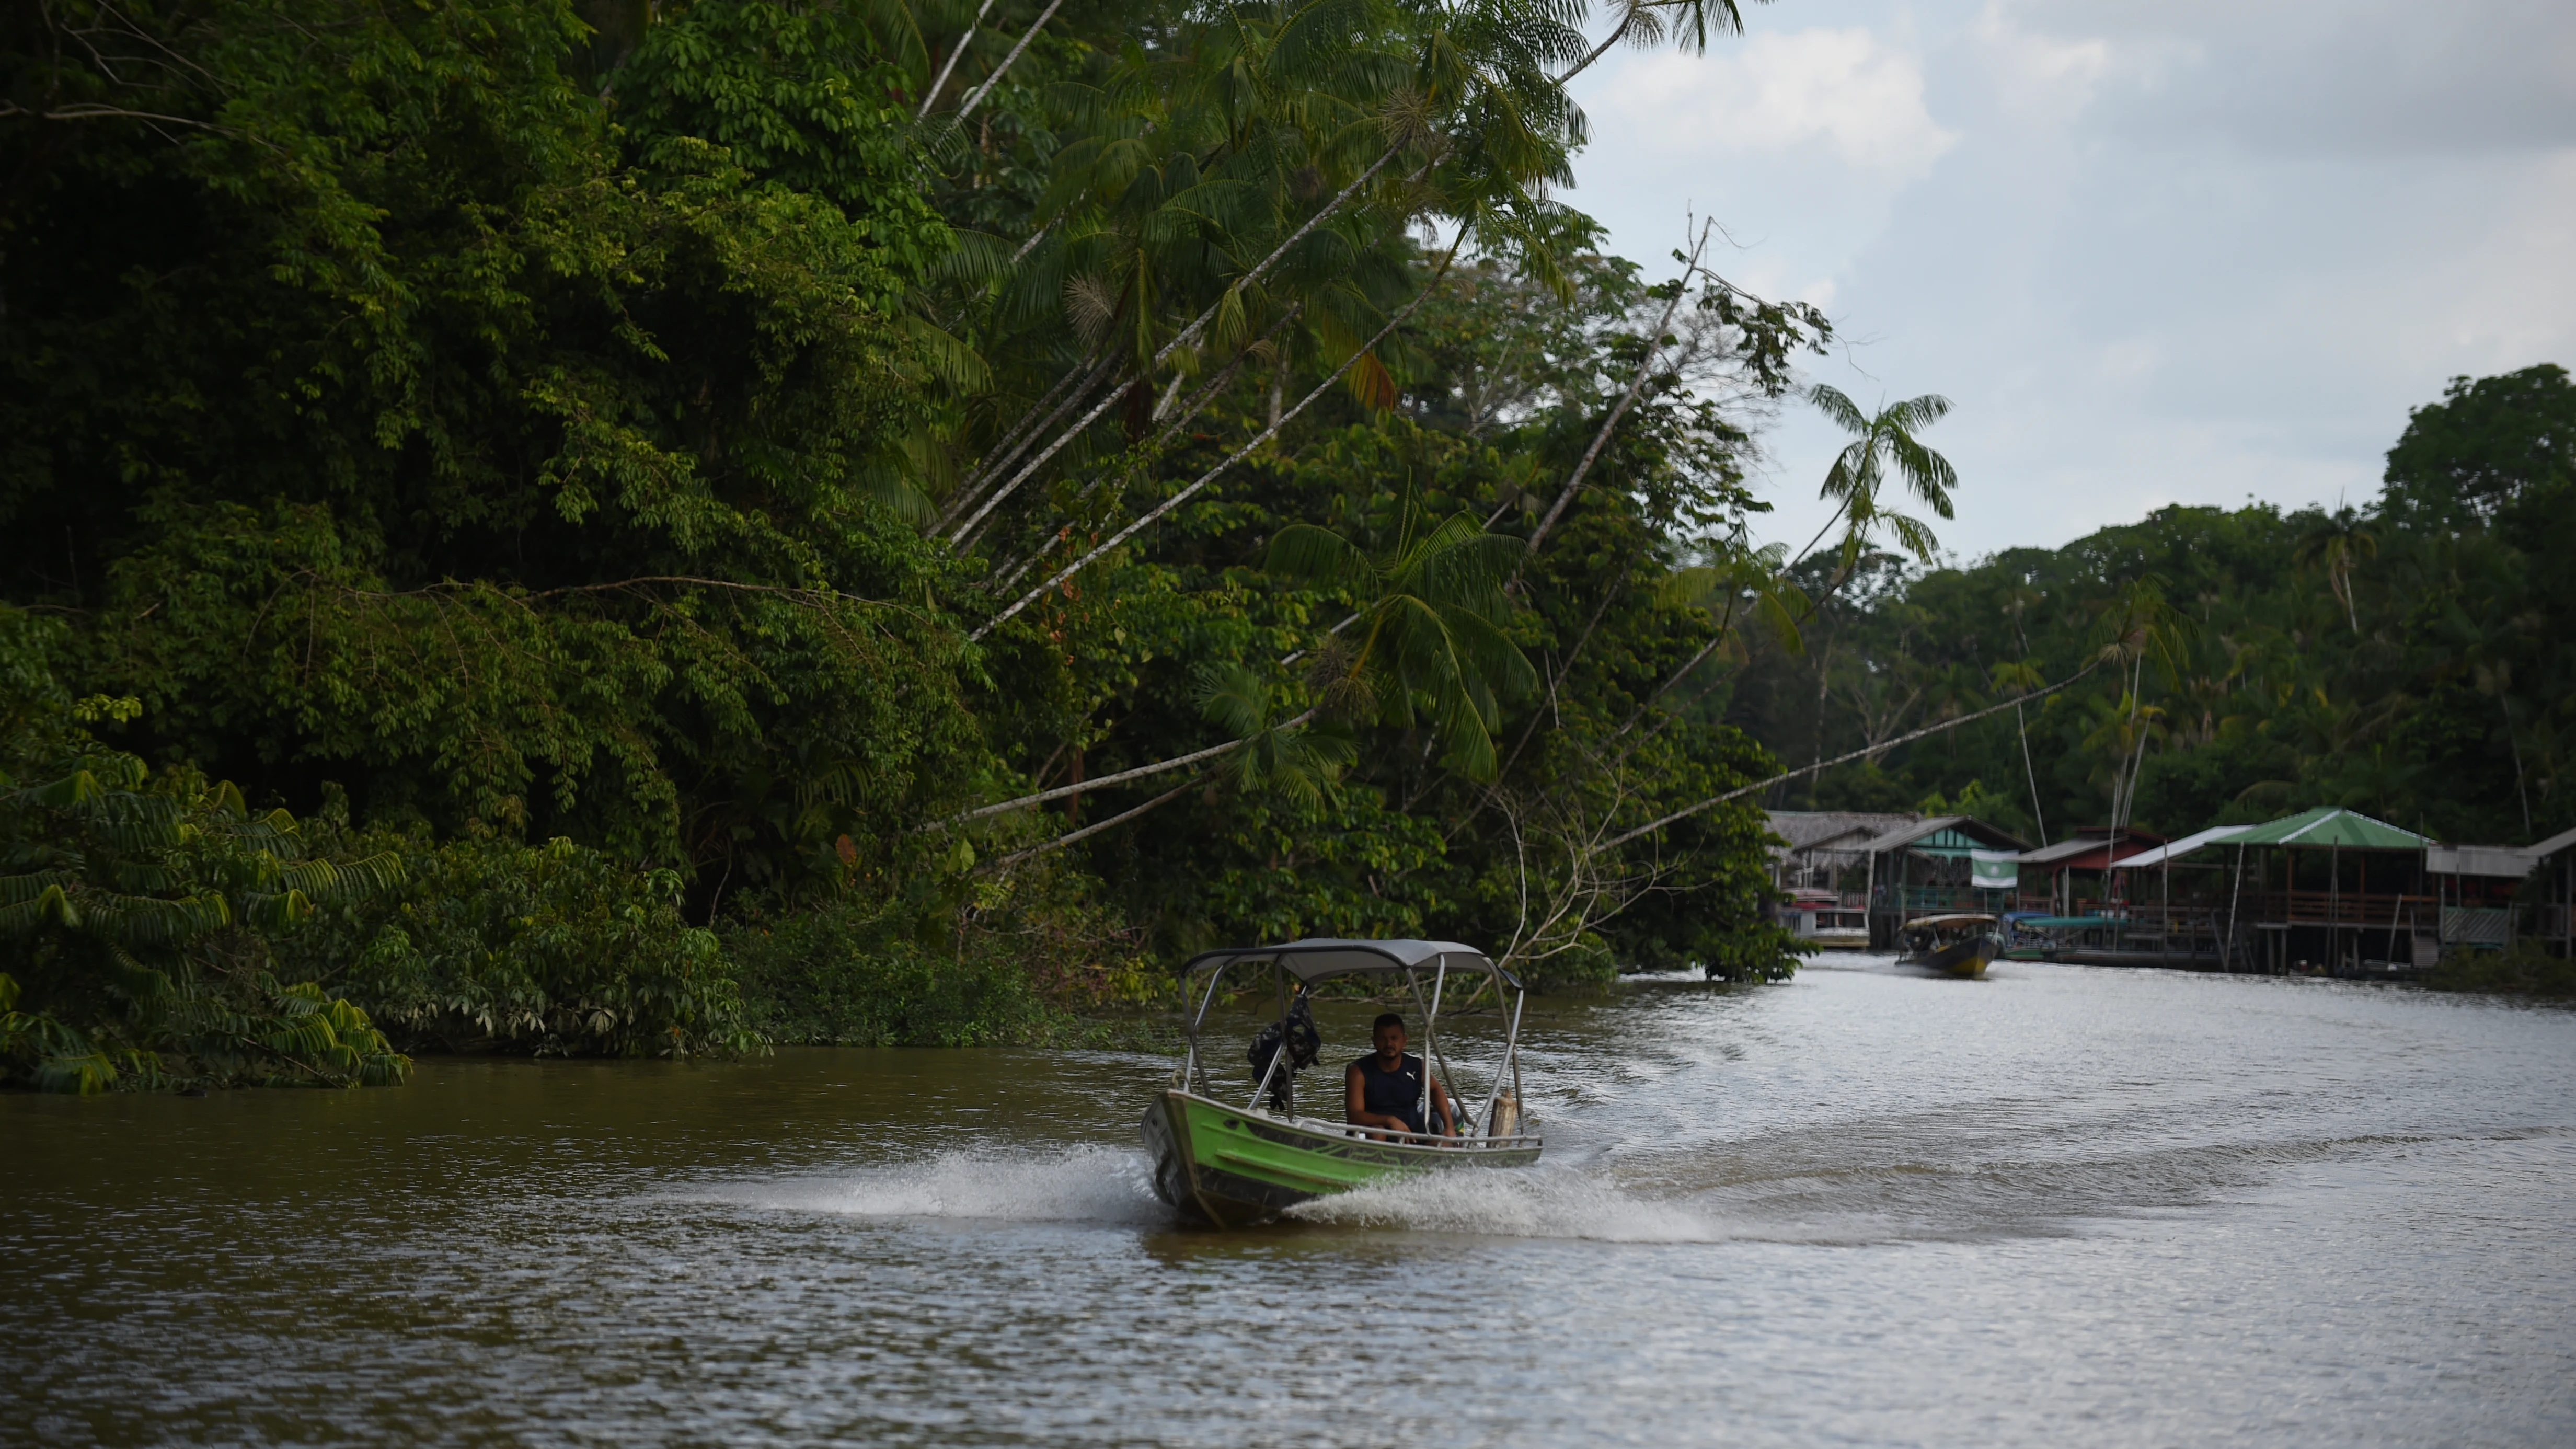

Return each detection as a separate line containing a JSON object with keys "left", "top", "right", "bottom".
{"left": 1247, "top": 993, "right": 1321, "bottom": 1113}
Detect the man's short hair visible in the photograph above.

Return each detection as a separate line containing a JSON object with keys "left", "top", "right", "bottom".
{"left": 1372, "top": 1011, "right": 1406, "bottom": 1033}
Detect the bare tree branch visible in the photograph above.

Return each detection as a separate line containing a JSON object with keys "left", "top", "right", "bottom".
{"left": 970, "top": 245, "right": 1460, "bottom": 641}
{"left": 917, "top": 0, "right": 1000, "bottom": 119}
{"left": 1521, "top": 220, "right": 1714, "bottom": 556}
{"left": 957, "top": 0, "right": 1065, "bottom": 119}
{"left": 981, "top": 772, "right": 1204, "bottom": 870}
{"left": 1597, "top": 661, "right": 2101, "bottom": 850}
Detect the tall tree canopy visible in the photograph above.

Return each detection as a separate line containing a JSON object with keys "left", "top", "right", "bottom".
{"left": 2, "top": 0, "right": 1846, "bottom": 1085}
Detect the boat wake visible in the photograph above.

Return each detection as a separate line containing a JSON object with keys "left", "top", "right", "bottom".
{"left": 720, "top": 1146, "right": 1816, "bottom": 1242}
{"left": 722, "top": 1144, "right": 1165, "bottom": 1225}
{"left": 1278, "top": 1157, "right": 1922, "bottom": 1244}
{"left": 1284, "top": 1165, "right": 1735, "bottom": 1241}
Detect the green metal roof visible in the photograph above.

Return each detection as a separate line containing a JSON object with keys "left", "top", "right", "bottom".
{"left": 2229, "top": 806, "right": 2430, "bottom": 850}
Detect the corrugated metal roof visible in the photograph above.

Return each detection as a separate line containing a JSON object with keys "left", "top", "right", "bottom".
{"left": 2113, "top": 824, "right": 2255, "bottom": 869}
{"left": 2018, "top": 836, "right": 2114, "bottom": 866}
{"left": 2528, "top": 824, "right": 2576, "bottom": 858}
{"left": 1765, "top": 811, "right": 1919, "bottom": 853}
{"left": 2014, "top": 836, "right": 2163, "bottom": 870}
{"left": 2426, "top": 844, "right": 2537, "bottom": 878}
{"left": 1857, "top": 814, "right": 2031, "bottom": 855}
{"left": 2231, "top": 807, "right": 2429, "bottom": 849}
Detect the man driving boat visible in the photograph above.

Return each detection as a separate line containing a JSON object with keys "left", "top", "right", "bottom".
{"left": 1345, "top": 1012, "right": 1455, "bottom": 1137}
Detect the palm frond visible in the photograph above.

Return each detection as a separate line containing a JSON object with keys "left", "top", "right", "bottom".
{"left": 1265, "top": 523, "right": 1374, "bottom": 588}
{"left": 1807, "top": 382, "right": 1870, "bottom": 437}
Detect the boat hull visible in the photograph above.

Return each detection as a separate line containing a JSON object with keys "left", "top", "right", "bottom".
{"left": 1141, "top": 1088, "right": 1540, "bottom": 1228}
{"left": 1901, "top": 934, "right": 2001, "bottom": 978}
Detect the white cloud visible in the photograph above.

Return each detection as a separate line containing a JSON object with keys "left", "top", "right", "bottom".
{"left": 1561, "top": 0, "right": 2576, "bottom": 565}
{"left": 1992, "top": 0, "right": 2576, "bottom": 155}
{"left": 1588, "top": 28, "right": 1959, "bottom": 179}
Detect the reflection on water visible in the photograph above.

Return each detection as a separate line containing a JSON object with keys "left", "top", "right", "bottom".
{"left": 8, "top": 958, "right": 2575, "bottom": 1446}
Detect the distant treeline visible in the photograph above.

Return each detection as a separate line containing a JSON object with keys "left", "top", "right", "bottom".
{"left": 1715, "top": 364, "right": 2575, "bottom": 852}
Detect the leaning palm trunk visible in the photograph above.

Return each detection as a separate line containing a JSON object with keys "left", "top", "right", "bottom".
{"left": 985, "top": 303, "right": 1306, "bottom": 593}
{"left": 1521, "top": 220, "right": 1712, "bottom": 555}
{"left": 970, "top": 240, "right": 1465, "bottom": 641}
{"left": 1598, "top": 662, "right": 2102, "bottom": 850}
{"left": 936, "top": 709, "right": 1320, "bottom": 830}
{"left": 946, "top": 355, "right": 1136, "bottom": 545}
{"left": 956, "top": 0, "right": 1064, "bottom": 118}
{"left": 939, "top": 348, "right": 1117, "bottom": 531}
{"left": 917, "top": 0, "right": 999, "bottom": 119}
{"left": 951, "top": 143, "right": 1412, "bottom": 552}
{"left": 983, "top": 771, "right": 1207, "bottom": 869}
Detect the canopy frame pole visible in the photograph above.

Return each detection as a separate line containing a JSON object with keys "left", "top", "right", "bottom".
{"left": 1245, "top": 961, "right": 1291, "bottom": 1113}
{"left": 1184, "top": 961, "right": 1229, "bottom": 1092}
{"left": 1478, "top": 976, "right": 1524, "bottom": 1137}
{"left": 1425, "top": 955, "right": 1460, "bottom": 1133}
{"left": 1401, "top": 967, "right": 1440, "bottom": 1135}
{"left": 1246, "top": 1027, "right": 1288, "bottom": 1112}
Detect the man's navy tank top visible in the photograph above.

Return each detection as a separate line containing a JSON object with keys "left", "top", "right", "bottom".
{"left": 1353, "top": 1053, "right": 1425, "bottom": 1134}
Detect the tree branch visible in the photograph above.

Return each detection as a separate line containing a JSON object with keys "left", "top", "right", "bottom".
{"left": 970, "top": 244, "right": 1462, "bottom": 641}
{"left": 981, "top": 772, "right": 1204, "bottom": 869}
{"left": 942, "top": 709, "right": 1317, "bottom": 824}
{"left": 956, "top": 0, "right": 1065, "bottom": 118}
{"left": 917, "top": 0, "right": 1000, "bottom": 119}
{"left": 1523, "top": 220, "right": 1714, "bottom": 557}
{"left": 1597, "top": 661, "right": 2101, "bottom": 850}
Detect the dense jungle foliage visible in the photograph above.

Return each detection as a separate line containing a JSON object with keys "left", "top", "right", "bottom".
{"left": 1721, "top": 364, "right": 2576, "bottom": 853}
{"left": 4, "top": 0, "right": 1859, "bottom": 1086}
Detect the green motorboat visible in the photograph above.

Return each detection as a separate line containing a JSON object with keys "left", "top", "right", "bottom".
{"left": 1142, "top": 938, "right": 1542, "bottom": 1228}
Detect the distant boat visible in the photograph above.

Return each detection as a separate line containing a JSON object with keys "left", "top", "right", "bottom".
{"left": 1899, "top": 913, "right": 2003, "bottom": 978}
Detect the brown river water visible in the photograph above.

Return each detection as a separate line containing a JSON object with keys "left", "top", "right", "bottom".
{"left": 7, "top": 956, "right": 2574, "bottom": 1446}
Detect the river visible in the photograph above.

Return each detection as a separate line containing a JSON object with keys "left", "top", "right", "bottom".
{"left": 7, "top": 956, "right": 2574, "bottom": 1445}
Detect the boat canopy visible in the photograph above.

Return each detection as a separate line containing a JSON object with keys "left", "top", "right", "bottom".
{"left": 1904, "top": 913, "right": 1997, "bottom": 927}
{"left": 1180, "top": 938, "right": 1520, "bottom": 988}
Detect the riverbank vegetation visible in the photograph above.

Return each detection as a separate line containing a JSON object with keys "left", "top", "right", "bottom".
{"left": 4, "top": 0, "right": 1852, "bottom": 1087}
{"left": 2423, "top": 944, "right": 2576, "bottom": 1001}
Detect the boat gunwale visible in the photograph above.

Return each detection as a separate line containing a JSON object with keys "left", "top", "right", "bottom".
{"left": 1165, "top": 1088, "right": 1542, "bottom": 1156}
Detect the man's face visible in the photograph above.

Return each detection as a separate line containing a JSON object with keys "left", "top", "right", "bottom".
{"left": 1373, "top": 1023, "right": 1405, "bottom": 1058}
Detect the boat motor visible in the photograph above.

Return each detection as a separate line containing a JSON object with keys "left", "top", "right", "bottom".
{"left": 1246, "top": 992, "right": 1321, "bottom": 1114}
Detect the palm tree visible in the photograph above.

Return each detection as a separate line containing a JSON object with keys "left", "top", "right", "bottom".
{"left": 2090, "top": 576, "right": 2183, "bottom": 835}
{"left": 1798, "top": 384, "right": 1958, "bottom": 592}
{"left": 1193, "top": 663, "right": 1356, "bottom": 808}
{"left": 1268, "top": 482, "right": 1538, "bottom": 780}
{"left": 2293, "top": 505, "right": 2379, "bottom": 634}
{"left": 1557, "top": 0, "right": 1768, "bottom": 85}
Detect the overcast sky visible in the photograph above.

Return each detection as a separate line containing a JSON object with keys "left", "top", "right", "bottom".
{"left": 1562, "top": 0, "right": 2576, "bottom": 563}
